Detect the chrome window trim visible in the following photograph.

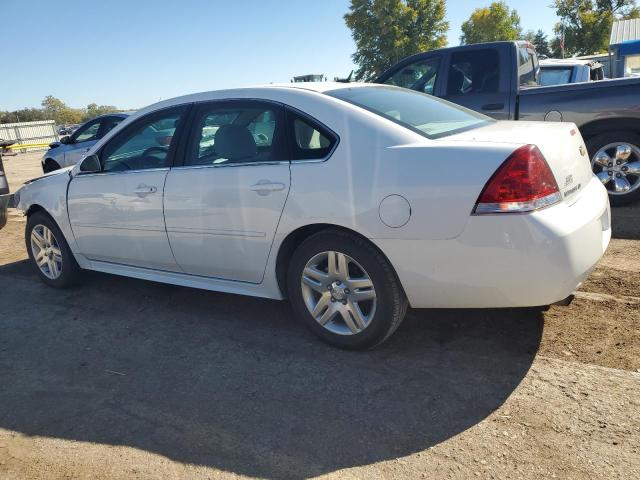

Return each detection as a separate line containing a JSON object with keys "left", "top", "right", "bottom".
{"left": 172, "top": 161, "right": 290, "bottom": 171}
{"left": 183, "top": 99, "right": 340, "bottom": 166}
{"left": 75, "top": 167, "right": 170, "bottom": 178}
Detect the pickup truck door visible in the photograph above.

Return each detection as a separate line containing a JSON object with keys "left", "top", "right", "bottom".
{"left": 439, "top": 46, "right": 512, "bottom": 120}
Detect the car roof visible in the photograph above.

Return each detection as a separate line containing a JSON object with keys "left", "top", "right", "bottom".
{"left": 267, "top": 81, "right": 370, "bottom": 93}
{"left": 128, "top": 82, "right": 376, "bottom": 117}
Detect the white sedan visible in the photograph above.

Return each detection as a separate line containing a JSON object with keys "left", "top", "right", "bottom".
{"left": 14, "top": 83, "right": 611, "bottom": 349}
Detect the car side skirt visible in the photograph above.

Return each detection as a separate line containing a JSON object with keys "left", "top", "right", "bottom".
{"left": 81, "top": 258, "right": 286, "bottom": 301}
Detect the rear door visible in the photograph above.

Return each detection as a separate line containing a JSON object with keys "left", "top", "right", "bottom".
{"left": 163, "top": 100, "right": 290, "bottom": 283}
{"left": 440, "top": 46, "right": 511, "bottom": 119}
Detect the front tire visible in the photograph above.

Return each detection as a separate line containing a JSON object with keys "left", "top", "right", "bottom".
{"left": 586, "top": 131, "right": 640, "bottom": 206}
{"left": 287, "top": 230, "right": 407, "bottom": 349}
{"left": 26, "top": 212, "right": 80, "bottom": 288}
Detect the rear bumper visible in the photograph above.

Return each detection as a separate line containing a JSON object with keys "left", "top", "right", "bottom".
{"left": 374, "top": 177, "right": 611, "bottom": 308}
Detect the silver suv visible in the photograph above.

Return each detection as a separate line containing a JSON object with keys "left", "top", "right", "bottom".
{"left": 42, "top": 113, "right": 129, "bottom": 173}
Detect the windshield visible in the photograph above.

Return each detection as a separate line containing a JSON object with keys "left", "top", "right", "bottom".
{"left": 326, "top": 85, "right": 491, "bottom": 139}
{"left": 540, "top": 67, "right": 573, "bottom": 86}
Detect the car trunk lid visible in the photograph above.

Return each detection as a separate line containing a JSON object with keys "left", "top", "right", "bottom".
{"left": 446, "top": 120, "right": 593, "bottom": 205}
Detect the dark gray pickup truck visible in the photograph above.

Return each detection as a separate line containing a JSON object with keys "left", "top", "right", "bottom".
{"left": 376, "top": 41, "right": 640, "bottom": 205}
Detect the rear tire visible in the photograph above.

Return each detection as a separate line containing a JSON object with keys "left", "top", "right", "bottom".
{"left": 26, "top": 211, "right": 80, "bottom": 288}
{"left": 287, "top": 229, "right": 407, "bottom": 349}
{"left": 586, "top": 131, "right": 640, "bottom": 206}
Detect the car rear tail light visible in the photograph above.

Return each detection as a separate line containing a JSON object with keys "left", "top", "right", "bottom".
{"left": 473, "top": 145, "right": 561, "bottom": 214}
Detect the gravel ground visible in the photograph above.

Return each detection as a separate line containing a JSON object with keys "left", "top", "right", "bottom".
{"left": 0, "top": 152, "right": 638, "bottom": 479}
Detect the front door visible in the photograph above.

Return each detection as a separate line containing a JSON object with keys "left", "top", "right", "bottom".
{"left": 163, "top": 100, "right": 290, "bottom": 283}
{"left": 68, "top": 106, "right": 188, "bottom": 271}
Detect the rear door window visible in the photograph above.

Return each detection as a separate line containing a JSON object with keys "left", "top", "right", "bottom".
{"left": 446, "top": 49, "right": 500, "bottom": 96}
{"left": 185, "top": 101, "right": 286, "bottom": 167}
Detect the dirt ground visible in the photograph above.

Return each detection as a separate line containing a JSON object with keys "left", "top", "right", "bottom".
{"left": 0, "top": 151, "right": 638, "bottom": 480}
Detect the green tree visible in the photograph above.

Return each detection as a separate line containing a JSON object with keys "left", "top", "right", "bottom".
{"left": 0, "top": 108, "right": 48, "bottom": 124}
{"left": 460, "top": 1, "right": 522, "bottom": 45}
{"left": 532, "top": 29, "right": 552, "bottom": 57}
{"left": 82, "top": 103, "right": 119, "bottom": 122}
{"left": 344, "top": 0, "right": 448, "bottom": 80}
{"left": 523, "top": 30, "right": 536, "bottom": 43}
{"left": 1, "top": 98, "right": 124, "bottom": 125}
{"left": 41, "top": 95, "right": 66, "bottom": 119}
{"left": 40, "top": 95, "right": 83, "bottom": 124}
{"left": 552, "top": 0, "right": 639, "bottom": 56}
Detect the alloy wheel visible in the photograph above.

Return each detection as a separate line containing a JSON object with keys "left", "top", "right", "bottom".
{"left": 30, "top": 224, "right": 63, "bottom": 280}
{"left": 300, "top": 251, "right": 377, "bottom": 335}
{"left": 592, "top": 142, "right": 640, "bottom": 195}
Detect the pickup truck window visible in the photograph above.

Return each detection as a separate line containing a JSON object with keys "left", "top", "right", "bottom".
{"left": 540, "top": 67, "right": 573, "bottom": 86}
{"left": 518, "top": 47, "right": 537, "bottom": 87}
{"left": 626, "top": 54, "right": 640, "bottom": 76}
{"left": 382, "top": 57, "right": 440, "bottom": 95}
{"left": 447, "top": 49, "right": 499, "bottom": 95}
{"left": 327, "top": 85, "right": 491, "bottom": 139}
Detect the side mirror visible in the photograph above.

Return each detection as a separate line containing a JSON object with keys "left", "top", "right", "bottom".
{"left": 60, "top": 136, "right": 72, "bottom": 145}
{"left": 79, "top": 154, "right": 101, "bottom": 173}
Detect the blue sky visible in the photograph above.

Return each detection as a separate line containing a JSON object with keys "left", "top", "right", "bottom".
{"left": 1, "top": 0, "right": 559, "bottom": 111}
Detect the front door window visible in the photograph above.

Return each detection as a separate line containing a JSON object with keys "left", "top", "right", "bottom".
{"left": 383, "top": 57, "right": 441, "bottom": 95}
{"left": 101, "top": 110, "right": 183, "bottom": 172}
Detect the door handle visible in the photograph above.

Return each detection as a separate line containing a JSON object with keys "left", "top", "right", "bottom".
{"left": 134, "top": 184, "right": 157, "bottom": 196}
{"left": 482, "top": 103, "right": 505, "bottom": 111}
{"left": 250, "top": 180, "right": 285, "bottom": 196}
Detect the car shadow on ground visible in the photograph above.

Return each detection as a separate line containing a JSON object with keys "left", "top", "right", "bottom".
{"left": 0, "top": 260, "right": 543, "bottom": 479}
{"left": 611, "top": 204, "right": 640, "bottom": 240}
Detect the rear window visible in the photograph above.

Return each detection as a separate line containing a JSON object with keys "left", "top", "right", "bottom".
{"left": 326, "top": 86, "right": 491, "bottom": 139}
{"left": 540, "top": 67, "right": 573, "bottom": 86}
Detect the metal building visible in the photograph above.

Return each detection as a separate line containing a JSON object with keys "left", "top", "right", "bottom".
{"left": 609, "top": 18, "right": 640, "bottom": 78}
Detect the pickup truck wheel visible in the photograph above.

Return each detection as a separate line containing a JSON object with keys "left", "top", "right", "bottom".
{"left": 587, "top": 131, "right": 640, "bottom": 206}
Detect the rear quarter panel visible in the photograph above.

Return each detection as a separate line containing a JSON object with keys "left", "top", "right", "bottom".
{"left": 273, "top": 96, "right": 517, "bottom": 242}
